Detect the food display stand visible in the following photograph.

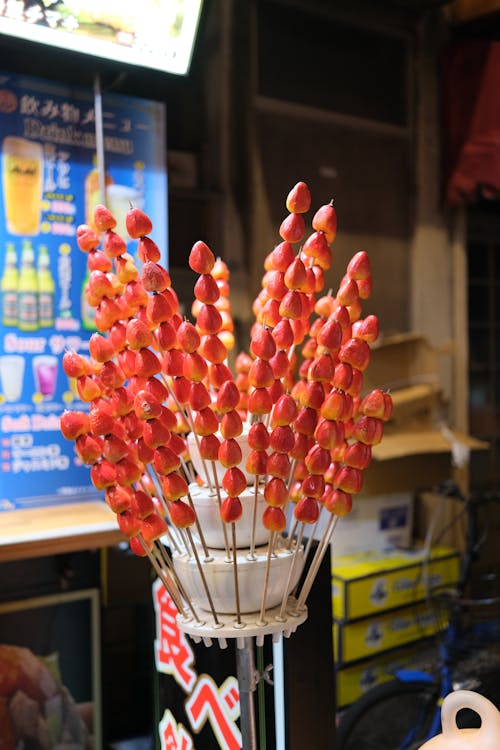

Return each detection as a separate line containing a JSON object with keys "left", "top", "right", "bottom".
{"left": 0, "top": 7, "right": 396, "bottom": 748}
{"left": 53, "top": 172, "right": 395, "bottom": 749}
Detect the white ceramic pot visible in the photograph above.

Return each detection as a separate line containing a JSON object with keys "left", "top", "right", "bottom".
{"left": 418, "top": 691, "right": 500, "bottom": 750}
{"left": 188, "top": 482, "right": 269, "bottom": 549}
{"left": 186, "top": 425, "right": 254, "bottom": 485}
{"left": 172, "top": 543, "right": 305, "bottom": 615}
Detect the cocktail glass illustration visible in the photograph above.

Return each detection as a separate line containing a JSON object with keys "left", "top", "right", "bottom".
{"left": 0, "top": 355, "right": 25, "bottom": 402}
{"left": 106, "top": 184, "right": 140, "bottom": 239}
{"left": 32, "top": 355, "right": 58, "bottom": 400}
{"left": 2, "top": 137, "right": 44, "bottom": 236}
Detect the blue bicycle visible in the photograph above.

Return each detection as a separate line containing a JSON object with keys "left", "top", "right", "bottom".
{"left": 336, "top": 482, "right": 500, "bottom": 750}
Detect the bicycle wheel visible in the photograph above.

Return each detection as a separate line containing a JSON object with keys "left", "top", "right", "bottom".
{"left": 336, "top": 679, "right": 440, "bottom": 750}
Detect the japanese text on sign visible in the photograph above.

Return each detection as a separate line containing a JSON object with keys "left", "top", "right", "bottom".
{"left": 153, "top": 579, "right": 242, "bottom": 750}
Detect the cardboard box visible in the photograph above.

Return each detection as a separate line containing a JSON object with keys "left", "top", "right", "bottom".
{"left": 364, "top": 428, "right": 487, "bottom": 496}
{"left": 331, "top": 546, "right": 460, "bottom": 620}
{"left": 360, "top": 332, "right": 488, "bottom": 495}
{"left": 366, "top": 333, "right": 445, "bottom": 429}
{"left": 386, "top": 383, "right": 446, "bottom": 431}
{"left": 336, "top": 641, "right": 436, "bottom": 708}
{"left": 330, "top": 493, "right": 414, "bottom": 558}
{"left": 333, "top": 601, "right": 447, "bottom": 666}
{"left": 365, "top": 333, "right": 439, "bottom": 394}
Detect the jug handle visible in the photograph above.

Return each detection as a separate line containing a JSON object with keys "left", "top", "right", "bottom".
{"left": 441, "top": 690, "right": 500, "bottom": 746}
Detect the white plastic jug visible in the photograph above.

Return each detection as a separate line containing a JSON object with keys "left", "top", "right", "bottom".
{"left": 419, "top": 691, "right": 500, "bottom": 750}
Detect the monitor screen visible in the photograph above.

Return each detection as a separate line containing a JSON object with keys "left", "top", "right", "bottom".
{"left": 0, "top": 0, "right": 203, "bottom": 76}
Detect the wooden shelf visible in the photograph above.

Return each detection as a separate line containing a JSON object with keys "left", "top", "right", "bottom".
{"left": 0, "top": 502, "right": 123, "bottom": 563}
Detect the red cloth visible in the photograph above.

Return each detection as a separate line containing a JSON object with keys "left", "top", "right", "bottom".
{"left": 443, "top": 40, "right": 500, "bottom": 206}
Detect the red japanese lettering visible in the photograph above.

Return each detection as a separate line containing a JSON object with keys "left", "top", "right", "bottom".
{"left": 159, "top": 709, "right": 193, "bottom": 750}
{"left": 185, "top": 675, "right": 241, "bottom": 749}
{"left": 152, "top": 579, "right": 196, "bottom": 693}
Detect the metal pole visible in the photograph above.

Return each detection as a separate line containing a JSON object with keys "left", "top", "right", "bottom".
{"left": 273, "top": 638, "right": 286, "bottom": 750}
{"left": 235, "top": 638, "right": 258, "bottom": 750}
{"left": 93, "top": 73, "right": 107, "bottom": 205}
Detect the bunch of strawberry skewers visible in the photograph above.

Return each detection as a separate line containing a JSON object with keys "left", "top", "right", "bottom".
{"left": 60, "top": 181, "right": 392, "bottom": 642}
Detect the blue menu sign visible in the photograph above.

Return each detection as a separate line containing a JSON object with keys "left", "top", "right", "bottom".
{"left": 0, "top": 70, "right": 167, "bottom": 510}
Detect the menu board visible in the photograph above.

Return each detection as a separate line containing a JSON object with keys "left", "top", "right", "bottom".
{"left": 0, "top": 69, "right": 167, "bottom": 510}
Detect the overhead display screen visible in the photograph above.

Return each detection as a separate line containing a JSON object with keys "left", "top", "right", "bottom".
{"left": 0, "top": 0, "right": 203, "bottom": 76}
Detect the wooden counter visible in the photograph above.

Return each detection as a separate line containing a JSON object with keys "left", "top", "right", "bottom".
{"left": 0, "top": 502, "right": 124, "bottom": 562}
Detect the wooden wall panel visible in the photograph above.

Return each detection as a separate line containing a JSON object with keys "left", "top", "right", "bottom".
{"left": 250, "top": 108, "right": 414, "bottom": 333}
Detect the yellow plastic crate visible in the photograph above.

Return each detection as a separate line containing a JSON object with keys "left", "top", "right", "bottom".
{"left": 336, "top": 641, "right": 435, "bottom": 708}
{"left": 333, "top": 601, "right": 448, "bottom": 666}
{"left": 332, "top": 546, "right": 460, "bottom": 621}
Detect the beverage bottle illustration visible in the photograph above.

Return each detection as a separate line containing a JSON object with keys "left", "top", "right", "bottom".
{"left": 18, "top": 240, "right": 38, "bottom": 331}
{"left": 81, "top": 267, "right": 95, "bottom": 330}
{"left": 37, "top": 244, "right": 55, "bottom": 327}
{"left": 1, "top": 242, "right": 19, "bottom": 327}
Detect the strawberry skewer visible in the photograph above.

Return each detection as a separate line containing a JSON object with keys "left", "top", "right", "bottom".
{"left": 188, "top": 241, "right": 247, "bottom": 613}
{"left": 247, "top": 322, "right": 276, "bottom": 543}
{"left": 294, "top": 255, "right": 393, "bottom": 614}
{"left": 176, "top": 318, "right": 213, "bottom": 489}
{"left": 81, "top": 207, "right": 217, "bottom": 615}
{"left": 214, "top": 381, "right": 243, "bottom": 561}
{"left": 61, "top": 376, "right": 192, "bottom": 618}
{"left": 61, "top": 181, "right": 394, "bottom": 636}
{"left": 124, "top": 209, "right": 224, "bottom": 619}
{"left": 245, "top": 420, "right": 269, "bottom": 560}
{"left": 211, "top": 257, "right": 235, "bottom": 355}
{"left": 244, "top": 324, "right": 284, "bottom": 624}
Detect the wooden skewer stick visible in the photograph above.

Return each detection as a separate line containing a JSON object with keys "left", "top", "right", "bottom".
{"left": 302, "top": 508, "right": 323, "bottom": 560}
{"left": 180, "top": 455, "right": 196, "bottom": 485}
{"left": 147, "top": 466, "right": 188, "bottom": 553}
{"left": 248, "top": 415, "right": 266, "bottom": 559}
{"left": 294, "top": 515, "right": 337, "bottom": 610}
{"left": 278, "top": 522, "right": 305, "bottom": 620}
{"left": 290, "top": 511, "right": 322, "bottom": 599}
{"left": 153, "top": 541, "right": 189, "bottom": 596}
{"left": 138, "top": 536, "right": 186, "bottom": 617}
{"left": 211, "top": 462, "right": 232, "bottom": 561}
{"left": 170, "top": 522, "right": 190, "bottom": 556}
{"left": 185, "top": 527, "right": 220, "bottom": 625}
{"left": 281, "top": 458, "right": 297, "bottom": 521}
{"left": 270, "top": 528, "right": 278, "bottom": 558}
{"left": 138, "top": 476, "right": 183, "bottom": 555}
{"left": 248, "top": 475, "right": 260, "bottom": 560}
{"left": 162, "top": 376, "right": 213, "bottom": 490}
{"left": 159, "top": 371, "right": 188, "bottom": 423}
{"left": 286, "top": 517, "right": 299, "bottom": 550}
{"left": 295, "top": 514, "right": 339, "bottom": 612}
{"left": 186, "top": 489, "right": 213, "bottom": 562}
{"left": 286, "top": 458, "right": 297, "bottom": 488}
{"left": 231, "top": 522, "right": 242, "bottom": 626}
{"left": 152, "top": 541, "right": 201, "bottom": 623}
{"left": 257, "top": 531, "right": 276, "bottom": 624}
{"left": 185, "top": 405, "right": 214, "bottom": 490}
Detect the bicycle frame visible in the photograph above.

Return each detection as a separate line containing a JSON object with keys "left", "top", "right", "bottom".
{"left": 336, "top": 485, "right": 500, "bottom": 750}
{"left": 392, "top": 628, "right": 458, "bottom": 747}
{"left": 389, "top": 486, "right": 497, "bottom": 749}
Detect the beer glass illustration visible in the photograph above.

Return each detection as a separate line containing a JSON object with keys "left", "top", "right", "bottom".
{"left": 2, "top": 137, "right": 44, "bottom": 236}
{"left": 106, "top": 184, "right": 140, "bottom": 239}
{"left": 0, "top": 355, "right": 25, "bottom": 402}
{"left": 32, "top": 355, "right": 58, "bottom": 400}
